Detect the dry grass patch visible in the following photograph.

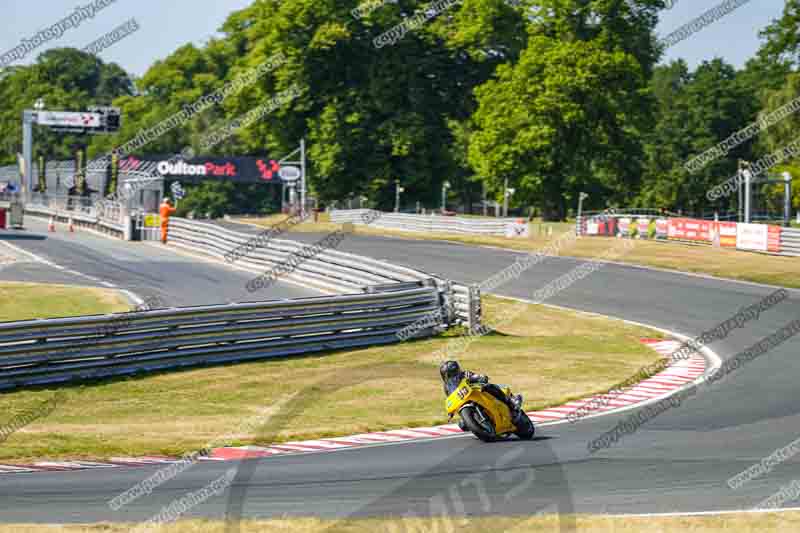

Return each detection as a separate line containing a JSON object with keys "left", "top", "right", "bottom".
{"left": 0, "top": 281, "right": 130, "bottom": 322}
{"left": 5, "top": 512, "right": 800, "bottom": 532}
{"left": 0, "top": 295, "right": 661, "bottom": 462}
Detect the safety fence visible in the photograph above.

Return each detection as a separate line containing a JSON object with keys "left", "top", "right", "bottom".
{"left": 0, "top": 287, "right": 446, "bottom": 391}
{"left": 577, "top": 211, "right": 799, "bottom": 258}
{"left": 23, "top": 193, "right": 129, "bottom": 239}
{"left": 330, "top": 209, "right": 528, "bottom": 237}
{"left": 0, "top": 162, "right": 140, "bottom": 197}
{"left": 167, "top": 218, "right": 482, "bottom": 330}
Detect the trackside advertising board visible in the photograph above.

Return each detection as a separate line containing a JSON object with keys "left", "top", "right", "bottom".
{"left": 668, "top": 218, "right": 713, "bottom": 243}
{"left": 736, "top": 223, "right": 782, "bottom": 253}
{"left": 656, "top": 219, "right": 668, "bottom": 239}
{"left": 583, "top": 215, "right": 785, "bottom": 254}
{"left": 715, "top": 221, "right": 738, "bottom": 248}
{"left": 505, "top": 220, "right": 530, "bottom": 238}
{"left": 637, "top": 218, "right": 649, "bottom": 238}
{"left": 584, "top": 216, "right": 617, "bottom": 236}
{"left": 618, "top": 218, "right": 630, "bottom": 236}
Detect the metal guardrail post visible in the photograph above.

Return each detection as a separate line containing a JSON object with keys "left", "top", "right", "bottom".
{"left": 468, "top": 285, "right": 482, "bottom": 333}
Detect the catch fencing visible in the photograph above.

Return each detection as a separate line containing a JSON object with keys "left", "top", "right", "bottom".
{"left": 0, "top": 287, "right": 446, "bottom": 391}
{"left": 330, "top": 209, "right": 525, "bottom": 237}
{"left": 23, "top": 193, "right": 129, "bottom": 239}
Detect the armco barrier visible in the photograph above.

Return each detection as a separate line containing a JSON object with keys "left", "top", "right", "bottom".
{"left": 167, "top": 218, "right": 482, "bottom": 329}
{"left": 15, "top": 208, "right": 482, "bottom": 330}
{"left": 781, "top": 227, "right": 800, "bottom": 257}
{"left": 169, "top": 218, "right": 425, "bottom": 293}
{"left": 0, "top": 287, "right": 445, "bottom": 390}
{"left": 330, "top": 209, "right": 519, "bottom": 236}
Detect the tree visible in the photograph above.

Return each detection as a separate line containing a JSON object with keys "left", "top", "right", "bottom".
{"left": 758, "top": 0, "right": 800, "bottom": 71}
{"left": 468, "top": 0, "right": 667, "bottom": 219}
{"left": 739, "top": 1, "right": 800, "bottom": 214}
{"left": 640, "top": 59, "right": 759, "bottom": 214}
{"left": 0, "top": 49, "right": 134, "bottom": 166}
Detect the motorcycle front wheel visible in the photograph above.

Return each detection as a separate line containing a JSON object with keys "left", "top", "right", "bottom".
{"left": 514, "top": 410, "right": 535, "bottom": 440}
{"left": 460, "top": 404, "right": 497, "bottom": 442}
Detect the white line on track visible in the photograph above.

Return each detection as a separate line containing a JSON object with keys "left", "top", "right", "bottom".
{"left": 610, "top": 506, "right": 800, "bottom": 518}
{"left": 0, "top": 240, "right": 63, "bottom": 269}
{"left": 0, "top": 234, "right": 118, "bottom": 289}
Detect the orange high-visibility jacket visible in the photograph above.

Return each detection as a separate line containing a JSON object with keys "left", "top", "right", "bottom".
{"left": 159, "top": 203, "right": 176, "bottom": 225}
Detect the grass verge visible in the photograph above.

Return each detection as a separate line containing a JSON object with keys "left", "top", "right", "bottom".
{"left": 234, "top": 214, "right": 800, "bottom": 289}
{"left": 0, "top": 295, "right": 661, "bottom": 462}
{"left": 4, "top": 512, "right": 800, "bottom": 532}
{"left": 0, "top": 281, "right": 130, "bottom": 322}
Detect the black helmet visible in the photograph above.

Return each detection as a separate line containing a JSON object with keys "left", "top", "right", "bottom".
{"left": 439, "top": 360, "right": 461, "bottom": 382}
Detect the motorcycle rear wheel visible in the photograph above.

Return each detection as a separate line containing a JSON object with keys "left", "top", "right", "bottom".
{"left": 460, "top": 405, "right": 497, "bottom": 442}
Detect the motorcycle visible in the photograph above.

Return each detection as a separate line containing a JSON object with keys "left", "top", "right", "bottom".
{"left": 446, "top": 377, "right": 535, "bottom": 442}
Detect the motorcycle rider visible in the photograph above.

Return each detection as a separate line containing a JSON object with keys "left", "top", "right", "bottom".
{"left": 439, "top": 360, "right": 524, "bottom": 427}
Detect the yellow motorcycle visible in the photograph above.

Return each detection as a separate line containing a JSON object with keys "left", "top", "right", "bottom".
{"left": 446, "top": 377, "right": 535, "bottom": 442}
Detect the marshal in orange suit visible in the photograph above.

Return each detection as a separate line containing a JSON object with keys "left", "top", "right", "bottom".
{"left": 159, "top": 198, "right": 177, "bottom": 244}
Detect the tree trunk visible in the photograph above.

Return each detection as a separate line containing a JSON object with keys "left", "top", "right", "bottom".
{"left": 541, "top": 192, "right": 567, "bottom": 221}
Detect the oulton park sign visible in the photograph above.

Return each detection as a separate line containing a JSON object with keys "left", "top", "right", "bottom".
{"left": 118, "top": 155, "right": 290, "bottom": 184}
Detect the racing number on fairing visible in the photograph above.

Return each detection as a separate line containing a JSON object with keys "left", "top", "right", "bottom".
{"left": 457, "top": 386, "right": 469, "bottom": 400}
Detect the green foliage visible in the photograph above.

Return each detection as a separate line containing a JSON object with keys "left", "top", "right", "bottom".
{"left": 175, "top": 181, "right": 279, "bottom": 218}
{"left": 469, "top": 0, "right": 662, "bottom": 220}
{"left": 0, "top": 0, "right": 789, "bottom": 219}
{"left": 639, "top": 59, "right": 760, "bottom": 214}
{"left": 738, "top": 3, "right": 800, "bottom": 215}
{"left": 0, "top": 49, "right": 134, "bottom": 167}
{"left": 177, "top": 181, "right": 235, "bottom": 219}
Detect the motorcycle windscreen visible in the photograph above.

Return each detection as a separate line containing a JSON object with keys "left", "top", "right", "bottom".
{"left": 444, "top": 375, "right": 463, "bottom": 395}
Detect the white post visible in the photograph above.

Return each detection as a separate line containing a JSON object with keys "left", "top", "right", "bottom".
{"left": 503, "top": 177, "right": 509, "bottom": 217}
{"left": 289, "top": 184, "right": 297, "bottom": 213}
{"left": 395, "top": 180, "right": 400, "bottom": 213}
{"left": 300, "top": 138, "right": 306, "bottom": 216}
{"left": 577, "top": 192, "right": 588, "bottom": 236}
{"left": 744, "top": 169, "right": 752, "bottom": 224}
{"left": 22, "top": 110, "right": 34, "bottom": 203}
{"left": 784, "top": 171, "right": 792, "bottom": 227}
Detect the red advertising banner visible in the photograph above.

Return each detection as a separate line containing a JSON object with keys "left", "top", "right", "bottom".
{"left": 668, "top": 218, "right": 713, "bottom": 243}
{"left": 585, "top": 216, "right": 617, "bottom": 236}
{"left": 768, "top": 225, "right": 782, "bottom": 253}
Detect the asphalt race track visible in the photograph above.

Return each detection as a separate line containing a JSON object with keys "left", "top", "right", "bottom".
{"left": 1, "top": 222, "right": 800, "bottom": 524}
{"left": 0, "top": 217, "right": 321, "bottom": 307}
